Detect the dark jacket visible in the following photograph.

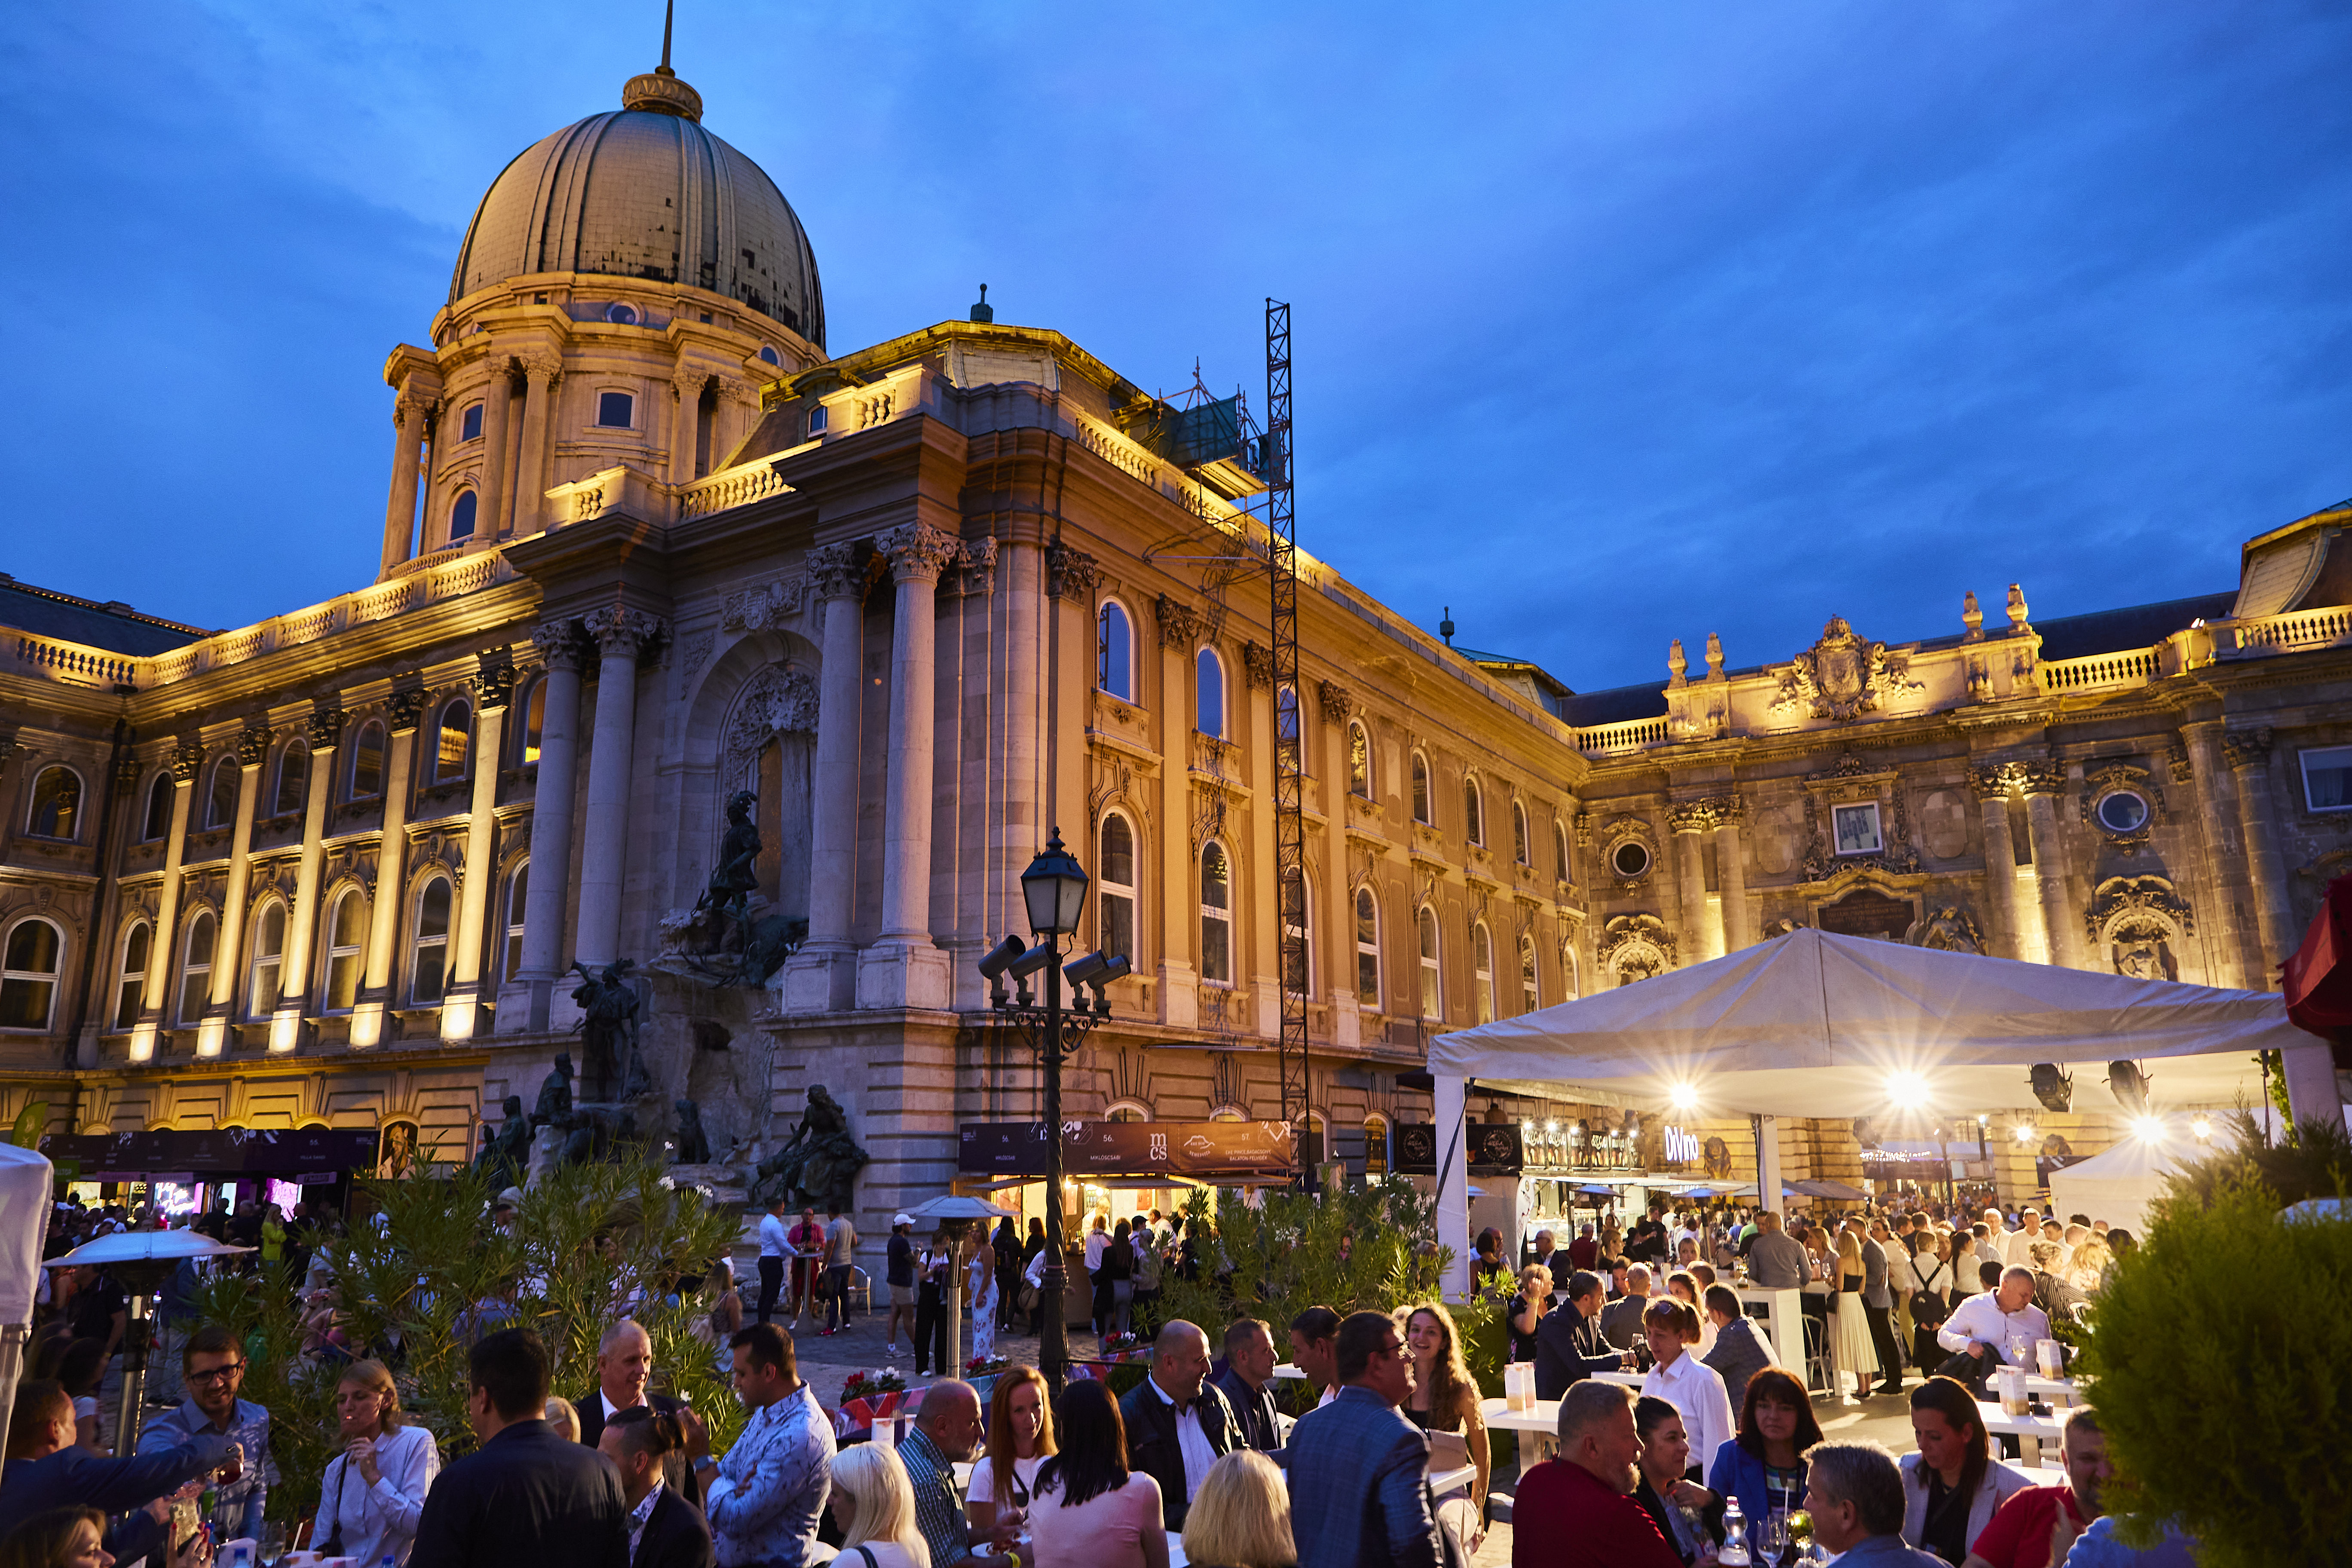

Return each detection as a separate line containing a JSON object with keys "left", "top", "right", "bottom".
{"left": 1532, "top": 1302, "right": 1622, "bottom": 1401}
{"left": 412, "top": 1417, "right": 630, "bottom": 1568}
{"left": 1700, "top": 1315, "right": 1773, "bottom": 1415}
{"left": 1286, "top": 1387, "right": 1449, "bottom": 1568}
{"left": 1118, "top": 1375, "right": 1237, "bottom": 1529}
{"left": 1633, "top": 1475, "right": 1725, "bottom": 1565}
{"left": 0, "top": 1433, "right": 234, "bottom": 1568}
{"left": 634, "top": 1483, "right": 717, "bottom": 1568}
{"left": 1598, "top": 1292, "right": 1654, "bottom": 1351}
{"left": 1212, "top": 1366, "right": 1283, "bottom": 1454}
{"left": 575, "top": 1391, "right": 701, "bottom": 1509}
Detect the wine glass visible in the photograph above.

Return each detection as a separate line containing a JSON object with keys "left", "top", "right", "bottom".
{"left": 257, "top": 1523, "right": 286, "bottom": 1567}
{"left": 1756, "top": 1511, "right": 1790, "bottom": 1566}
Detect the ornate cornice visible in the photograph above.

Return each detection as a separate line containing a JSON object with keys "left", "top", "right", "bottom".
{"left": 1156, "top": 594, "right": 1202, "bottom": 649}
{"left": 806, "top": 542, "right": 866, "bottom": 602}
{"left": 1046, "top": 541, "right": 1099, "bottom": 600}
{"left": 236, "top": 726, "right": 273, "bottom": 768}
{"left": 2221, "top": 727, "right": 2274, "bottom": 772}
{"left": 306, "top": 707, "right": 346, "bottom": 750}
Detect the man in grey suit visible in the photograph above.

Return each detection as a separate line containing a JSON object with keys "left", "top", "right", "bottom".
{"left": 1860, "top": 1220, "right": 1905, "bottom": 1397}
{"left": 1746, "top": 1210, "right": 1811, "bottom": 1289}
{"left": 1285, "top": 1311, "right": 1453, "bottom": 1568}
{"left": 1699, "top": 1285, "right": 1773, "bottom": 1413}
{"left": 1597, "top": 1264, "right": 1655, "bottom": 1351}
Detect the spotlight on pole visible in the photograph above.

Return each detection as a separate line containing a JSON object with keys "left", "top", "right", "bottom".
{"left": 978, "top": 935, "right": 1026, "bottom": 1007}
{"left": 2028, "top": 1063, "right": 2074, "bottom": 1113}
{"left": 1007, "top": 941, "right": 1054, "bottom": 1005}
{"left": 2108, "top": 1060, "right": 2152, "bottom": 1117}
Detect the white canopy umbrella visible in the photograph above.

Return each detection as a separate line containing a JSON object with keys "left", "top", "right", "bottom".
{"left": 2045, "top": 1133, "right": 2202, "bottom": 1237}
{"left": 901, "top": 1195, "right": 1017, "bottom": 1378}
{"left": 0, "top": 1142, "right": 52, "bottom": 1463}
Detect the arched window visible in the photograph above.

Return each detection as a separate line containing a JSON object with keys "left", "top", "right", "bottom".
{"left": 1276, "top": 684, "right": 1300, "bottom": 771}
{"left": 248, "top": 901, "right": 286, "bottom": 1017}
{"left": 435, "top": 699, "right": 472, "bottom": 782}
{"left": 0, "top": 919, "right": 62, "bottom": 1030}
{"left": 1513, "top": 800, "right": 1530, "bottom": 866}
{"left": 143, "top": 772, "right": 175, "bottom": 841}
{"left": 1465, "top": 776, "right": 1485, "bottom": 846}
{"left": 1106, "top": 1101, "right": 1149, "bottom": 1124}
{"left": 519, "top": 679, "right": 545, "bottom": 766}
{"left": 503, "top": 864, "right": 529, "bottom": 982}
{"left": 1418, "top": 907, "right": 1441, "bottom": 1021}
{"left": 25, "top": 766, "right": 81, "bottom": 840}
{"left": 412, "top": 878, "right": 453, "bottom": 1003}
{"left": 324, "top": 889, "right": 365, "bottom": 1011}
{"left": 113, "top": 921, "right": 151, "bottom": 1032}
{"left": 274, "top": 741, "right": 309, "bottom": 817}
{"left": 349, "top": 722, "right": 386, "bottom": 799}
{"left": 177, "top": 911, "right": 215, "bottom": 1025}
{"left": 1197, "top": 648, "right": 1225, "bottom": 739}
{"left": 205, "top": 756, "right": 238, "bottom": 829}
{"left": 1364, "top": 1115, "right": 1390, "bottom": 1179}
{"left": 1555, "top": 821, "right": 1571, "bottom": 882}
{"left": 1099, "top": 815, "right": 1136, "bottom": 962}
{"left": 1097, "top": 601, "right": 1134, "bottom": 701}
{"left": 1354, "top": 887, "right": 1381, "bottom": 1008}
{"left": 1473, "top": 922, "right": 1494, "bottom": 1024}
{"left": 1199, "top": 842, "right": 1232, "bottom": 985}
{"left": 1561, "top": 941, "right": 1580, "bottom": 1001}
{"left": 1280, "top": 866, "right": 1311, "bottom": 997}
{"left": 1348, "top": 721, "right": 1371, "bottom": 799}
{"left": 1519, "top": 934, "right": 1539, "bottom": 1014}
{"left": 449, "top": 490, "right": 478, "bottom": 542}
{"left": 758, "top": 344, "right": 781, "bottom": 367}
{"left": 1411, "top": 753, "right": 1431, "bottom": 824}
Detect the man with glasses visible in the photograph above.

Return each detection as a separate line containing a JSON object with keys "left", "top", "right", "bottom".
{"left": 1286, "top": 1311, "right": 1450, "bottom": 1568}
{"left": 139, "top": 1322, "right": 270, "bottom": 1543}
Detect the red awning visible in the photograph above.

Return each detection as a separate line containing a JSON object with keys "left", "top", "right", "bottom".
{"left": 2283, "top": 874, "right": 2352, "bottom": 1038}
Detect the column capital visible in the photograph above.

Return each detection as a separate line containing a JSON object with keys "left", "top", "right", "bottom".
{"left": 116, "top": 753, "right": 143, "bottom": 787}
{"left": 393, "top": 391, "right": 432, "bottom": 427}
{"left": 170, "top": 741, "right": 205, "bottom": 783}
{"left": 531, "top": 620, "right": 589, "bottom": 673}
{"left": 1156, "top": 593, "right": 1202, "bottom": 649}
{"left": 1316, "top": 679, "right": 1353, "bottom": 723}
{"left": 387, "top": 685, "right": 432, "bottom": 733}
{"left": 807, "top": 542, "right": 867, "bottom": 601}
{"left": 1666, "top": 801, "right": 1717, "bottom": 835}
{"left": 586, "top": 606, "right": 667, "bottom": 658}
{"left": 237, "top": 726, "right": 274, "bottom": 768}
{"left": 0, "top": 728, "right": 17, "bottom": 763}
{"left": 1707, "top": 793, "right": 1746, "bottom": 827}
{"left": 1242, "top": 641, "right": 1274, "bottom": 690}
{"left": 880, "top": 522, "right": 960, "bottom": 585}
{"left": 1967, "top": 763, "right": 2017, "bottom": 801}
{"left": 1047, "top": 541, "right": 1100, "bottom": 600}
{"left": 474, "top": 658, "right": 519, "bottom": 712}
{"left": 2222, "top": 727, "right": 2274, "bottom": 771}
{"left": 521, "top": 351, "right": 563, "bottom": 385}
{"left": 954, "top": 536, "right": 999, "bottom": 597}
{"left": 306, "top": 707, "right": 346, "bottom": 750}
{"left": 2014, "top": 761, "right": 2067, "bottom": 797}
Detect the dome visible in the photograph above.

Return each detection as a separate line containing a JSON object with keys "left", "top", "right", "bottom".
{"left": 447, "top": 69, "right": 824, "bottom": 347}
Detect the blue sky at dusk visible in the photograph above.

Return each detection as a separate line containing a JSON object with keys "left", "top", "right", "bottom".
{"left": 6, "top": 2, "right": 2349, "bottom": 692}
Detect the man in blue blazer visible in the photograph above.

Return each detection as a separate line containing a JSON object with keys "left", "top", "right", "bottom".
{"left": 1534, "top": 1271, "right": 1632, "bottom": 1401}
{"left": 1285, "top": 1311, "right": 1454, "bottom": 1568}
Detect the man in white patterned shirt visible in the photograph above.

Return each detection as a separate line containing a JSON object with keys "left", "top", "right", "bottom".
{"left": 682, "top": 1325, "right": 834, "bottom": 1568}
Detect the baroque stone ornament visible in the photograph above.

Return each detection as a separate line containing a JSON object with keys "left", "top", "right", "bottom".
{"left": 171, "top": 742, "right": 206, "bottom": 783}
{"left": 806, "top": 542, "right": 866, "bottom": 601}
{"left": 1316, "top": 679, "right": 1352, "bottom": 723}
{"left": 1770, "top": 617, "right": 1919, "bottom": 723}
{"left": 880, "top": 521, "right": 960, "bottom": 583}
{"left": 473, "top": 659, "right": 518, "bottom": 711}
{"left": 1156, "top": 593, "right": 1202, "bottom": 648}
{"left": 306, "top": 707, "right": 346, "bottom": 750}
{"left": 2080, "top": 763, "right": 2163, "bottom": 855}
{"left": 723, "top": 664, "right": 818, "bottom": 780}
{"left": 2088, "top": 875, "right": 2193, "bottom": 981}
{"left": 720, "top": 574, "right": 811, "bottom": 632}
{"left": 237, "top": 726, "right": 273, "bottom": 767}
{"left": 387, "top": 685, "right": 432, "bottom": 733}
{"left": 586, "top": 606, "right": 667, "bottom": 657}
{"left": 955, "top": 536, "right": 1000, "bottom": 597}
{"left": 1046, "top": 541, "right": 1099, "bottom": 600}
{"left": 1905, "top": 905, "right": 1984, "bottom": 953}
{"left": 1241, "top": 641, "right": 1274, "bottom": 690}
{"left": 530, "top": 620, "right": 587, "bottom": 672}
{"left": 2220, "top": 727, "right": 2274, "bottom": 771}
{"left": 1598, "top": 914, "right": 1676, "bottom": 983}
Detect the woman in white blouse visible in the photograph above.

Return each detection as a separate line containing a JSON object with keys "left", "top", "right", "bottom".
{"left": 969, "top": 1366, "right": 1057, "bottom": 1535}
{"left": 314, "top": 1358, "right": 440, "bottom": 1564}
{"left": 1636, "top": 1298, "right": 1733, "bottom": 1485}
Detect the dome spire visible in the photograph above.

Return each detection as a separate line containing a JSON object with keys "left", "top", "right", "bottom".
{"left": 623, "top": 0, "right": 703, "bottom": 119}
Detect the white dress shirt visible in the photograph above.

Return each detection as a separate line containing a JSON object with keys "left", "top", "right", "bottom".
{"left": 1641, "top": 1350, "right": 1733, "bottom": 1482}
{"left": 1936, "top": 1292, "right": 2053, "bottom": 1362}
{"left": 317, "top": 1421, "right": 441, "bottom": 1566}
{"left": 1145, "top": 1375, "right": 1219, "bottom": 1502}
{"left": 760, "top": 1212, "right": 790, "bottom": 1258}
{"left": 1084, "top": 1229, "right": 1108, "bottom": 1271}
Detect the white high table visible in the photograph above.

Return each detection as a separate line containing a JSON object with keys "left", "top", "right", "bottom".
{"left": 1978, "top": 1400, "right": 2067, "bottom": 1467}
{"left": 1733, "top": 1284, "right": 1808, "bottom": 1376}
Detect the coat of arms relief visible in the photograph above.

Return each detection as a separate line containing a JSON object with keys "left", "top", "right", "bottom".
{"left": 1770, "top": 616, "right": 1922, "bottom": 723}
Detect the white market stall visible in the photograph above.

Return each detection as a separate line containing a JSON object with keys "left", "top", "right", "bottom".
{"left": 1427, "top": 929, "right": 2338, "bottom": 1297}
{"left": 0, "top": 1142, "right": 53, "bottom": 1461}
{"left": 2046, "top": 1133, "right": 2201, "bottom": 1236}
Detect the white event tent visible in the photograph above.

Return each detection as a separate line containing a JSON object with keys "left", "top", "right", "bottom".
{"left": 1426, "top": 928, "right": 2340, "bottom": 1297}
{"left": 2045, "top": 1133, "right": 2200, "bottom": 1237}
{"left": 0, "top": 1142, "right": 54, "bottom": 1460}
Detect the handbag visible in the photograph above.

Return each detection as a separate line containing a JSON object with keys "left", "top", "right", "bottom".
{"left": 1934, "top": 1345, "right": 1995, "bottom": 1397}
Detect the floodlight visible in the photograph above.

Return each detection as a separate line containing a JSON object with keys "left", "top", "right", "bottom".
{"left": 2013, "top": 1123, "right": 2036, "bottom": 1144}
{"left": 2191, "top": 1114, "right": 2213, "bottom": 1142}
{"left": 2107, "top": 1060, "right": 2152, "bottom": 1117}
{"left": 2029, "top": 1063, "right": 2074, "bottom": 1113}
{"left": 1887, "top": 1070, "right": 1929, "bottom": 1108}
{"left": 1669, "top": 1084, "right": 1698, "bottom": 1112}
{"left": 1064, "top": 951, "right": 1110, "bottom": 988}
{"left": 2132, "top": 1114, "right": 2165, "bottom": 1142}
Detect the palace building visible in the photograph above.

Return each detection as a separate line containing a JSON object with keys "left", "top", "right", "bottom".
{"left": 3, "top": 52, "right": 2349, "bottom": 1240}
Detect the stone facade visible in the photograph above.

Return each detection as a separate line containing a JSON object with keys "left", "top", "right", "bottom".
{"left": 3, "top": 60, "right": 2349, "bottom": 1251}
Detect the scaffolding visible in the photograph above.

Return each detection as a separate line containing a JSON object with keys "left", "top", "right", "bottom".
{"left": 1266, "top": 300, "right": 1311, "bottom": 1188}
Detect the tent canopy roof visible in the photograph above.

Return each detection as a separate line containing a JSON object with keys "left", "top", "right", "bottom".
{"left": 1430, "top": 929, "right": 2291, "bottom": 1119}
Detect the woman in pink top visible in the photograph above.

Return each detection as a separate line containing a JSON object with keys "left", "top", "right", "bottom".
{"left": 1026, "top": 1381, "right": 1169, "bottom": 1568}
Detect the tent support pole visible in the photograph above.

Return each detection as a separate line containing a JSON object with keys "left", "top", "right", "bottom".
{"left": 2281, "top": 1044, "right": 2346, "bottom": 1135}
{"left": 1435, "top": 1074, "right": 1469, "bottom": 1301}
{"left": 0, "top": 1322, "right": 23, "bottom": 1464}
{"left": 1754, "top": 1114, "right": 1784, "bottom": 1216}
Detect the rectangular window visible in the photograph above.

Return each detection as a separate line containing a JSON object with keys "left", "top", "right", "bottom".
{"left": 2302, "top": 746, "right": 2352, "bottom": 812}
{"left": 597, "top": 391, "right": 635, "bottom": 429}
{"left": 460, "top": 402, "right": 484, "bottom": 441}
{"left": 1832, "top": 801, "right": 1884, "bottom": 855}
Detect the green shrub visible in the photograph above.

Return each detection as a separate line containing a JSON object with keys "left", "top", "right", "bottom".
{"left": 2080, "top": 1161, "right": 2352, "bottom": 1564}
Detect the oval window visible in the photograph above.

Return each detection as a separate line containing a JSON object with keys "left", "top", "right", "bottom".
{"left": 2096, "top": 791, "right": 2150, "bottom": 833}
{"left": 1611, "top": 840, "right": 1652, "bottom": 880}
{"left": 606, "top": 302, "right": 641, "bottom": 326}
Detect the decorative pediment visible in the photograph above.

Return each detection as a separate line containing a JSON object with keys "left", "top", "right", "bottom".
{"left": 723, "top": 665, "right": 819, "bottom": 781}
{"left": 1770, "top": 618, "right": 1921, "bottom": 723}
{"left": 1598, "top": 914, "right": 1675, "bottom": 982}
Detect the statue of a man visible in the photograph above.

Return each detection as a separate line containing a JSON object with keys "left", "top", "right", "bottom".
{"left": 569, "top": 962, "right": 641, "bottom": 1099}
{"left": 533, "top": 1055, "right": 574, "bottom": 1128}
{"left": 697, "top": 790, "right": 763, "bottom": 952}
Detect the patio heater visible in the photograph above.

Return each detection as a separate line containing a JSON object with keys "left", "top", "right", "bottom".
{"left": 46, "top": 1229, "right": 252, "bottom": 1455}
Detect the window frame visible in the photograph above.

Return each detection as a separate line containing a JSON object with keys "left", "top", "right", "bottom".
{"left": 502, "top": 863, "right": 530, "bottom": 984}
{"left": 1199, "top": 841, "right": 1233, "bottom": 986}
{"left": 177, "top": 910, "right": 216, "bottom": 1026}
{"left": 1555, "top": 821, "right": 1571, "bottom": 882}
{"left": 0, "top": 917, "right": 64, "bottom": 1032}
{"left": 1411, "top": 751, "right": 1432, "bottom": 824}
{"left": 411, "top": 876, "right": 454, "bottom": 1005}
{"left": 1473, "top": 921, "right": 1494, "bottom": 1025}
{"left": 518, "top": 678, "right": 546, "bottom": 768}
{"left": 112, "top": 919, "right": 151, "bottom": 1033}
{"left": 348, "top": 721, "right": 387, "bottom": 801}
{"left": 595, "top": 390, "right": 637, "bottom": 429}
{"left": 1280, "top": 864, "right": 1312, "bottom": 998}
{"left": 1519, "top": 934, "right": 1539, "bottom": 1015}
{"left": 24, "top": 765, "right": 82, "bottom": 841}
{"left": 1348, "top": 720, "right": 1371, "bottom": 799}
{"left": 205, "top": 755, "right": 239, "bottom": 830}
{"left": 324, "top": 887, "right": 366, "bottom": 1013}
{"left": 1418, "top": 906, "right": 1441, "bottom": 1022}
{"left": 433, "top": 698, "right": 474, "bottom": 784}
{"left": 1098, "top": 813, "right": 1137, "bottom": 964}
{"left": 449, "top": 488, "right": 478, "bottom": 542}
{"left": 1465, "top": 775, "right": 1486, "bottom": 847}
{"left": 2301, "top": 744, "right": 2352, "bottom": 812}
{"left": 1197, "top": 646, "right": 1227, "bottom": 740}
{"left": 1097, "top": 599, "right": 1136, "bottom": 702}
{"left": 459, "top": 401, "right": 484, "bottom": 442}
{"left": 1363, "top": 1113, "right": 1391, "bottom": 1179}
{"left": 247, "top": 899, "right": 288, "bottom": 1020}
{"left": 273, "top": 740, "right": 309, "bottom": 818}
{"left": 1354, "top": 885, "right": 1381, "bottom": 1009}
{"left": 1561, "top": 940, "right": 1580, "bottom": 1001}
{"left": 1513, "top": 799, "right": 1531, "bottom": 866}
{"left": 143, "top": 771, "right": 176, "bottom": 842}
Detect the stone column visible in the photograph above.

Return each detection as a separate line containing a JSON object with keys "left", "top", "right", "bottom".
{"left": 784, "top": 544, "right": 866, "bottom": 1013}
{"left": 2180, "top": 722, "right": 2256, "bottom": 989}
{"left": 948, "top": 539, "right": 998, "bottom": 1011}
{"left": 442, "top": 661, "right": 514, "bottom": 1040}
{"left": 509, "top": 355, "right": 560, "bottom": 537}
{"left": 1969, "top": 767, "right": 2034, "bottom": 962}
{"left": 1668, "top": 805, "right": 1720, "bottom": 965}
{"left": 575, "top": 608, "right": 664, "bottom": 969}
{"left": 380, "top": 393, "right": 428, "bottom": 576}
{"left": 2020, "top": 764, "right": 2086, "bottom": 969}
{"left": 668, "top": 368, "right": 707, "bottom": 487}
{"left": 352, "top": 688, "right": 428, "bottom": 1048}
{"left": 1716, "top": 798, "right": 1752, "bottom": 952}
{"left": 858, "top": 522, "right": 959, "bottom": 1010}
{"left": 273, "top": 707, "right": 343, "bottom": 1053}
{"left": 1156, "top": 595, "right": 1202, "bottom": 1028}
{"left": 199, "top": 725, "right": 271, "bottom": 1056}
{"left": 1244, "top": 648, "right": 1280, "bottom": 1037}
{"left": 522, "top": 624, "right": 587, "bottom": 1029}
{"left": 132, "top": 742, "right": 202, "bottom": 1062}
{"left": 1319, "top": 681, "right": 1359, "bottom": 1045}
{"left": 0, "top": 732, "right": 16, "bottom": 870}
{"left": 476, "top": 361, "right": 515, "bottom": 542}
{"left": 2223, "top": 728, "right": 2296, "bottom": 988}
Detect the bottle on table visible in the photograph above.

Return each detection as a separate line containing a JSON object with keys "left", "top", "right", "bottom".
{"left": 1718, "top": 1496, "right": 1750, "bottom": 1566}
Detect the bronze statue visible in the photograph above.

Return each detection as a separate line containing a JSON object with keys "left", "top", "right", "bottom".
{"left": 475, "top": 1094, "right": 531, "bottom": 1188}
{"left": 533, "top": 1054, "right": 575, "bottom": 1128}
{"left": 569, "top": 962, "right": 642, "bottom": 1100}
{"left": 751, "top": 1085, "right": 869, "bottom": 1211}
{"left": 695, "top": 790, "right": 762, "bottom": 952}
{"left": 672, "top": 1098, "right": 711, "bottom": 1165}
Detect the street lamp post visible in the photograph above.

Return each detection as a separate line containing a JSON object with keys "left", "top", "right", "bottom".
{"left": 978, "top": 829, "right": 1128, "bottom": 1392}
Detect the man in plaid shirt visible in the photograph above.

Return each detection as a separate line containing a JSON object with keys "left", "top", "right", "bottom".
{"left": 684, "top": 1326, "right": 835, "bottom": 1568}
{"left": 897, "top": 1381, "right": 1021, "bottom": 1568}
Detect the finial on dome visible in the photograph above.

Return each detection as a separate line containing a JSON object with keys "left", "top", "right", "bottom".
{"left": 624, "top": 0, "right": 703, "bottom": 118}
{"left": 970, "top": 284, "right": 994, "bottom": 324}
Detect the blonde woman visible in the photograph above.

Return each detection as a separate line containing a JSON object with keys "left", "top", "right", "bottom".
{"left": 2066, "top": 1234, "right": 2114, "bottom": 1297}
{"left": 829, "top": 1443, "right": 932, "bottom": 1568}
{"left": 315, "top": 1358, "right": 441, "bottom": 1564}
{"left": 1832, "top": 1218, "right": 1876, "bottom": 1400}
{"left": 1180, "top": 1450, "right": 1296, "bottom": 1568}
{"left": 542, "top": 1395, "right": 581, "bottom": 1443}
{"left": 1400, "top": 1303, "right": 1489, "bottom": 1550}
{"left": 970, "top": 1366, "right": 1056, "bottom": 1533}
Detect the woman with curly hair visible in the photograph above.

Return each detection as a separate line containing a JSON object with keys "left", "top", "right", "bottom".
{"left": 1400, "top": 1303, "right": 1489, "bottom": 1550}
